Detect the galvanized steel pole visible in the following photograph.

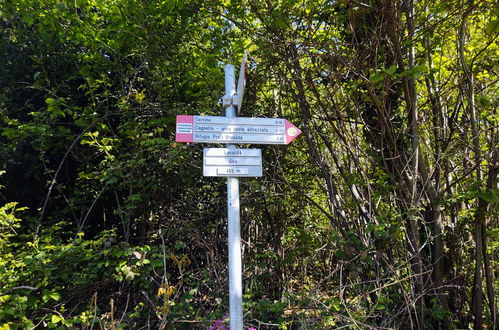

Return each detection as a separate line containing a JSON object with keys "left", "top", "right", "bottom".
{"left": 224, "top": 64, "right": 243, "bottom": 329}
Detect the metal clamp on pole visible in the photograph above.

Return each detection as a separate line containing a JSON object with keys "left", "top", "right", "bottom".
{"left": 222, "top": 94, "right": 241, "bottom": 109}
{"left": 222, "top": 95, "right": 233, "bottom": 108}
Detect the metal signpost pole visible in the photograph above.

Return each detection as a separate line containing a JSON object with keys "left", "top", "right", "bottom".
{"left": 224, "top": 64, "right": 243, "bottom": 329}
{"left": 175, "top": 60, "right": 300, "bottom": 329}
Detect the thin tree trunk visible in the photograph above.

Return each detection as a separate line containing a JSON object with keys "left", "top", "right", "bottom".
{"left": 283, "top": 47, "right": 349, "bottom": 235}
{"left": 395, "top": 1, "right": 426, "bottom": 327}
{"left": 423, "top": 33, "right": 450, "bottom": 320}
{"left": 382, "top": 1, "right": 427, "bottom": 326}
{"left": 481, "top": 153, "right": 498, "bottom": 328}
{"left": 457, "top": 4, "right": 494, "bottom": 328}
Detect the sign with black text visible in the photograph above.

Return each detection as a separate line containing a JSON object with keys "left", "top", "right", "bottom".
{"left": 176, "top": 115, "right": 301, "bottom": 145}
{"left": 203, "top": 148, "right": 262, "bottom": 177}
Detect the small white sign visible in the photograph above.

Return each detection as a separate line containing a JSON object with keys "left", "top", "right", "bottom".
{"left": 176, "top": 123, "right": 193, "bottom": 134}
{"left": 205, "top": 157, "right": 261, "bottom": 166}
{"left": 203, "top": 148, "right": 262, "bottom": 177}
{"left": 217, "top": 167, "right": 249, "bottom": 175}
{"left": 205, "top": 148, "right": 261, "bottom": 157}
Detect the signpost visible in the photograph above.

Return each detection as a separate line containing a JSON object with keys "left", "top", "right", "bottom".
{"left": 175, "top": 59, "right": 301, "bottom": 330}
{"left": 176, "top": 115, "right": 301, "bottom": 145}
{"left": 203, "top": 148, "right": 262, "bottom": 177}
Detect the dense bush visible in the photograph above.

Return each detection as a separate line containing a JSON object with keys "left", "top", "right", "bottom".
{"left": 1, "top": 0, "right": 497, "bottom": 329}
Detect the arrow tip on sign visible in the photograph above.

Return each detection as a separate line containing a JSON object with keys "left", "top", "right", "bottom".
{"left": 285, "top": 120, "right": 301, "bottom": 144}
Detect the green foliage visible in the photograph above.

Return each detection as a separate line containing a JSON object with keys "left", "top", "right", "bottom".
{"left": 0, "top": 202, "right": 26, "bottom": 245}
{"left": 0, "top": 0, "right": 497, "bottom": 328}
{"left": 0, "top": 213, "right": 201, "bottom": 328}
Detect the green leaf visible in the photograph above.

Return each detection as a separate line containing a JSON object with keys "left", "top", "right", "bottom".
{"left": 42, "top": 290, "right": 60, "bottom": 303}
{"left": 485, "top": 20, "right": 499, "bottom": 35}
{"left": 386, "top": 65, "right": 397, "bottom": 75}
{"left": 51, "top": 314, "right": 63, "bottom": 324}
{"left": 401, "top": 64, "right": 427, "bottom": 78}
{"left": 369, "top": 72, "right": 385, "bottom": 82}
{"left": 477, "top": 189, "right": 499, "bottom": 203}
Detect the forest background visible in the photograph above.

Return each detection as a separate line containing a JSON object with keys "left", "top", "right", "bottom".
{"left": 0, "top": 0, "right": 497, "bottom": 329}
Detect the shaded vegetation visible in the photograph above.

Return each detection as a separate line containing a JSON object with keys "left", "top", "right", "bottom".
{"left": 0, "top": 0, "right": 497, "bottom": 328}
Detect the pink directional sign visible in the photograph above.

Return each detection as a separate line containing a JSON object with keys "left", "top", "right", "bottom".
{"left": 176, "top": 115, "right": 194, "bottom": 142}
{"left": 175, "top": 115, "right": 301, "bottom": 145}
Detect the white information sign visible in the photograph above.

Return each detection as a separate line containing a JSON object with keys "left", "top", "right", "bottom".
{"left": 176, "top": 115, "right": 301, "bottom": 145}
{"left": 203, "top": 148, "right": 262, "bottom": 177}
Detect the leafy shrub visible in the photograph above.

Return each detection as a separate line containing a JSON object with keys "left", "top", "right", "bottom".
{"left": 0, "top": 205, "right": 194, "bottom": 328}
